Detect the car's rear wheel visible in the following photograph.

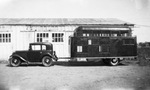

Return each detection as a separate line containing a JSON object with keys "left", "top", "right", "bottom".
{"left": 42, "top": 56, "right": 53, "bottom": 67}
{"left": 10, "top": 58, "right": 21, "bottom": 67}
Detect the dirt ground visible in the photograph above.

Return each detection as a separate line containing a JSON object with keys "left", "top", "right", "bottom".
{"left": 0, "top": 61, "right": 150, "bottom": 90}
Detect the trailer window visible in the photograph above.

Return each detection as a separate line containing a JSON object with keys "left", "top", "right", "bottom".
{"left": 88, "top": 40, "right": 92, "bottom": 45}
{"left": 83, "top": 33, "right": 86, "bottom": 37}
{"left": 83, "top": 33, "right": 89, "bottom": 37}
{"left": 99, "top": 46, "right": 102, "bottom": 52}
{"left": 52, "top": 33, "right": 64, "bottom": 42}
{"left": 123, "top": 39, "right": 134, "bottom": 45}
{"left": 87, "top": 34, "right": 89, "bottom": 36}
{"left": 77, "top": 46, "right": 82, "bottom": 52}
{"left": 111, "top": 34, "right": 117, "bottom": 37}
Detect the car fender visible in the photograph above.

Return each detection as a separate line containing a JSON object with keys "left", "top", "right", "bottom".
{"left": 11, "top": 54, "right": 27, "bottom": 62}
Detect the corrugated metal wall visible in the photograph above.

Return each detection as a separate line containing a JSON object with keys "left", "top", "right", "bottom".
{"left": 0, "top": 25, "right": 76, "bottom": 60}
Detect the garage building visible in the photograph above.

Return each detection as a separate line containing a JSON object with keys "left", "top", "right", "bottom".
{"left": 0, "top": 18, "right": 134, "bottom": 60}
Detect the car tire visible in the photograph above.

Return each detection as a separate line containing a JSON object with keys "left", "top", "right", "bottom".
{"left": 108, "top": 58, "right": 120, "bottom": 66}
{"left": 42, "top": 56, "right": 53, "bottom": 67}
{"left": 10, "top": 58, "right": 21, "bottom": 67}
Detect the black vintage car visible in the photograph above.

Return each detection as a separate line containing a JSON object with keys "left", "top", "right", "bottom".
{"left": 9, "top": 42, "right": 58, "bottom": 67}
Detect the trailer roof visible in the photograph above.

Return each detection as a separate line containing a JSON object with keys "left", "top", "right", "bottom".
{"left": 76, "top": 25, "right": 133, "bottom": 31}
{"left": 0, "top": 18, "right": 134, "bottom": 25}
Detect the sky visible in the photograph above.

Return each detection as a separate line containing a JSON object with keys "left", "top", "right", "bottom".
{"left": 0, "top": 0, "right": 150, "bottom": 42}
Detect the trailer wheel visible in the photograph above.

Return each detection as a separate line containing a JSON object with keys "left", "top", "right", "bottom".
{"left": 10, "top": 58, "right": 21, "bottom": 67}
{"left": 42, "top": 56, "right": 53, "bottom": 67}
{"left": 109, "top": 58, "right": 120, "bottom": 66}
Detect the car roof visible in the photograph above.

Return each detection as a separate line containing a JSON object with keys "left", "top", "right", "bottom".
{"left": 30, "top": 42, "right": 52, "bottom": 46}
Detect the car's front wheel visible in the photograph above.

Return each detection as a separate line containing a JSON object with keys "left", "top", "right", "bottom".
{"left": 42, "top": 56, "right": 53, "bottom": 67}
{"left": 10, "top": 58, "right": 21, "bottom": 67}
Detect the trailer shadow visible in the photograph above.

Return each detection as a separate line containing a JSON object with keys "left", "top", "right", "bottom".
{"left": 54, "top": 61, "right": 127, "bottom": 67}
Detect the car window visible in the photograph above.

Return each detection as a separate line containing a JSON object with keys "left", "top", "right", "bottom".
{"left": 31, "top": 45, "right": 41, "bottom": 51}
{"left": 42, "top": 45, "right": 46, "bottom": 50}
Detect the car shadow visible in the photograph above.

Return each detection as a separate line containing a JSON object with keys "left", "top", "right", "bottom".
{"left": 6, "top": 61, "right": 128, "bottom": 67}
{"left": 6, "top": 64, "right": 44, "bottom": 67}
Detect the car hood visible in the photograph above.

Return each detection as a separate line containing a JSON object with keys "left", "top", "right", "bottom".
{"left": 11, "top": 50, "right": 28, "bottom": 60}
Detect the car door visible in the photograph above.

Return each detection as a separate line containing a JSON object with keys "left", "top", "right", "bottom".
{"left": 27, "top": 45, "right": 42, "bottom": 62}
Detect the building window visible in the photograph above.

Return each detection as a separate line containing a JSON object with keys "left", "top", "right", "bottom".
{"left": 0, "top": 33, "right": 11, "bottom": 43}
{"left": 77, "top": 46, "right": 82, "bottom": 52}
{"left": 52, "top": 33, "right": 64, "bottom": 42}
{"left": 37, "top": 33, "right": 49, "bottom": 42}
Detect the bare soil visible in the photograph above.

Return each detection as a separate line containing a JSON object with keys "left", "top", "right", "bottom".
{"left": 0, "top": 61, "right": 150, "bottom": 90}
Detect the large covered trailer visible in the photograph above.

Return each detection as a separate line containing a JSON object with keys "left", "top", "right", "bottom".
{"left": 70, "top": 25, "right": 137, "bottom": 66}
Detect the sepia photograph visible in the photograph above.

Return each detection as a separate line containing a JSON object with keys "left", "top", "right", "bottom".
{"left": 0, "top": 0, "right": 150, "bottom": 90}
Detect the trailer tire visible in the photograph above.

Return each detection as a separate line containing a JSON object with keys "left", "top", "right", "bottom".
{"left": 109, "top": 58, "right": 120, "bottom": 66}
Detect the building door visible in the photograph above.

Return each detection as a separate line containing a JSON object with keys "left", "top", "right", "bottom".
{"left": 51, "top": 32, "right": 66, "bottom": 58}
{"left": 0, "top": 32, "right": 13, "bottom": 60}
{"left": 35, "top": 32, "right": 66, "bottom": 58}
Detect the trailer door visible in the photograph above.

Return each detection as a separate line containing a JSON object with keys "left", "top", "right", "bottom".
{"left": 88, "top": 39, "right": 99, "bottom": 57}
{"left": 88, "top": 45, "right": 99, "bottom": 57}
